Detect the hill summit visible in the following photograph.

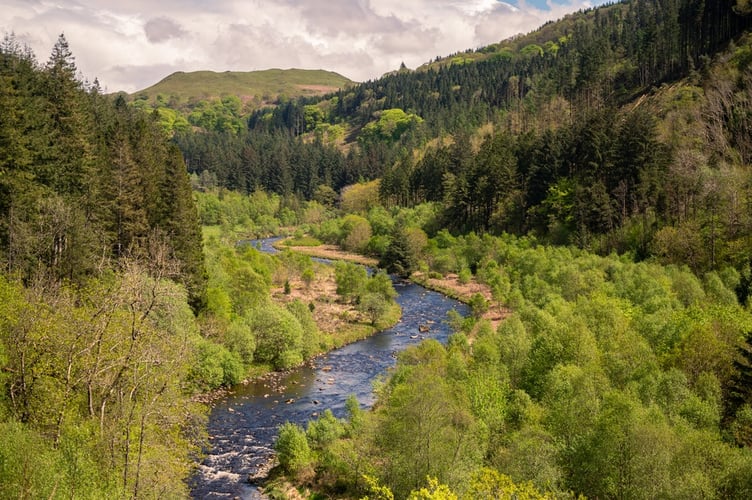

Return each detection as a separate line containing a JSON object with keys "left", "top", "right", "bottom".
{"left": 132, "top": 68, "right": 353, "bottom": 103}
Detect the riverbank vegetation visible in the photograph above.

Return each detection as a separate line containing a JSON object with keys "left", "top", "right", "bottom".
{"left": 0, "top": 36, "right": 398, "bottom": 497}
{"left": 272, "top": 230, "right": 752, "bottom": 498}
{"left": 198, "top": 219, "right": 400, "bottom": 380}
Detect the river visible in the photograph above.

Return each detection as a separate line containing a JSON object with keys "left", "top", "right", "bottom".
{"left": 190, "top": 238, "right": 469, "bottom": 499}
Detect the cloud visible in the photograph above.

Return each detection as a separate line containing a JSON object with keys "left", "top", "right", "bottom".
{"left": 0, "top": 0, "right": 605, "bottom": 93}
{"left": 144, "top": 17, "right": 186, "bottom": 43}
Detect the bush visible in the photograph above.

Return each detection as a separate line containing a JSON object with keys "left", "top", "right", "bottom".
{"left": 275, "top": 422, "right": 312, "bottom": 476}
{"left": 248, "top": 303, "right": 305, "bottom": 370}
{"left": 335, "top": 261, "right": 368, "bottom": 303}
{"left": 458, "top": 268, "right": 472, "bottom": 284}
{"left": 302, "top": 267, "right": 315, "bottom": 288}
{"left": 192, "top": 339, "right": 244, "bottom": 389}
{"left": 306, "top": 409, "right": 346, "bottom": 451}
{"left": 468, "top": 293, "right": 489, "bottom": 318}
{"left": 286, "top": 299, "right": 320, "bottom": 359}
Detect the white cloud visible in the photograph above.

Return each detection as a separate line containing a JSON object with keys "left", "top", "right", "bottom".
{"left": 0, "top": 0, "right": 604, "bottom": 93}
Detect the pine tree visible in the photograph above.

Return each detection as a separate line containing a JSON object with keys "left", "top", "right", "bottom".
{"left": 727, "top": 332, "right": 752, "bottom": 420}
{"left": 159, "top": 144, "right": 208, "bottom": 312}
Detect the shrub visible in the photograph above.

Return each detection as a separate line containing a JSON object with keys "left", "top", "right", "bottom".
{"left": 248, "top": 303, "right": 305, "bottom": 370}
{"left": 192, "top": 339, "right": 244, "bottom": 389}
{"left": 468, "top": 293, "right": 489, "bottom": 318}
{"left": 275, "top": 422, "right": 312, "bottom": 476}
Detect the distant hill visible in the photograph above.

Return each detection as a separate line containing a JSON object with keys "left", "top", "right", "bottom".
{"left": 131, "top": 68, "right": 353, "bottom": 103}
{"left": 127, "top": 68, "right": 353, "bottom": 134}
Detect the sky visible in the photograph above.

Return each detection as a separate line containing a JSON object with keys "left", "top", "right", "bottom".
{"left": 2, "top": 0, "right": 607, "bottom": 93}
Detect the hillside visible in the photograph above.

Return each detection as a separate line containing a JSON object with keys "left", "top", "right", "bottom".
{"left": 128, "top": 68, "right": 353, "bottom": 133}
{"left": 133, "top": 68, "right": 352, "bottom": 103}
{"left": 174, "top": 0, "right": 752, "bottom": 282}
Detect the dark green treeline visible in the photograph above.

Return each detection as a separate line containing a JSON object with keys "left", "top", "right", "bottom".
{"left": 0, "top": 33, "right": 206, "bottom": 310}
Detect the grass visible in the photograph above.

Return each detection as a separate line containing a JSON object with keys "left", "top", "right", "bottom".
{"left": 317, "top": 302, "right": 402, "bottom": 352}
{"left": 131, "top": 68, "right": 353, "bottom": 103}
{"left": 283, "top": 235, "right": 322, "bottom": 247}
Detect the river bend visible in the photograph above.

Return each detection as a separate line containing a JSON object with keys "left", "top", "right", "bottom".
{"left": 190, "top": 239, "right": 468, "bottom": 498}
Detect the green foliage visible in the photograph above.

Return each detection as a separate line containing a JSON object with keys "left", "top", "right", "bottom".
{"left": 248, "top": 302, "right": 305, "bottom": 370}
{"left": 341, "top": 180, "right": 381, "bottom": 213}
{"left": 0, "top": 418, "right": 126, "bottom": 499}
{"left": 195, "top": 189, "right": 285, "bottom": 232}
{"left": 358, "top": 293, "right": 390, "bottom": 325}
{"left": 367, "top": 271, "right": 398, "bottom": 300}
{"left": 306, "top": 409, "right": 346, "bottom": 452}
{"left": 372, "top": 340, "right": 486, "bottom": 497}
{"left": 192, "top": 338, "right": 244, "bottom": 389}
{"left": 361, "top": 108, "right": 424, "bottom": 143}
{"left": 334, "top": 261, "right": 368, "bottom": 302}
{"left": 224, "top": 316, "right": 256, "bottom": 365}
{"left": 0, "top": 267, "right": 203, "bottom": 498}
{"left": 275, "top": 422, "right": 313, "bottom": 476}
{"left": 302, "top": 267, "right": 315, "bottom": 288}
{"left": 286, "top": 298, "right": 320, "bottom": 359}
{"left": 380, "top": 225, "right": 428, "bottom": 277}
{"left": 285, "top": 235, "right": 322, "bottom": 247}
{"left": 0, "top": 36, "right": 207, "bottom": 310}
{"left": 300, "top": 230, "right": 752, "bottom": 499}
{"left": 468, "top": 293, "right": 489, "bottom": 318}
{"left": 340, "top": 214, "right": 373, "bottom": 253}
{"left": 345, "top": 394, "right": 365, "bottom": 432}
{"left": 334, "top": 264, "right": 398, "bottom": 325}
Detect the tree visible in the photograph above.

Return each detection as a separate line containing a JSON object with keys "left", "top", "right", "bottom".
{"left": 374, "top": 341, "right": 484, "bottom": 497}
{"left": 247, "top": 303, "right": 305, "bottom": 369}
{"left": 381, "top": 225, "right": 427, "bottom": 277}
{"left": 335, "top": 261, "right": 367, "bottom": 303}
{"left": 340, "top": 214, "right": 373, "bottom": 253}
{"left": 275, "top": 422, "right": 312, "bottom": 476}
{"left": 358, "top": 292, "right": 390, "bottom": 325}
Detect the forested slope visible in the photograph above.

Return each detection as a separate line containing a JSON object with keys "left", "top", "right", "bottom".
{"left": 0, "top": 33, "right": 214, "bottom": 497}
{"left": 176, "top": 0, "right": 752, "bottom": 286}
{"left": 0, "top": 34, "right": 207, "bottom": 310}
{"left": 273, "top": 230, "right": 752, "bottom": 498}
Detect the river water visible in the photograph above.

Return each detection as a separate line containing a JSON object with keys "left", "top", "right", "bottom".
{"left": 190, "top": 239, "right": 468, "bottom": 499}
